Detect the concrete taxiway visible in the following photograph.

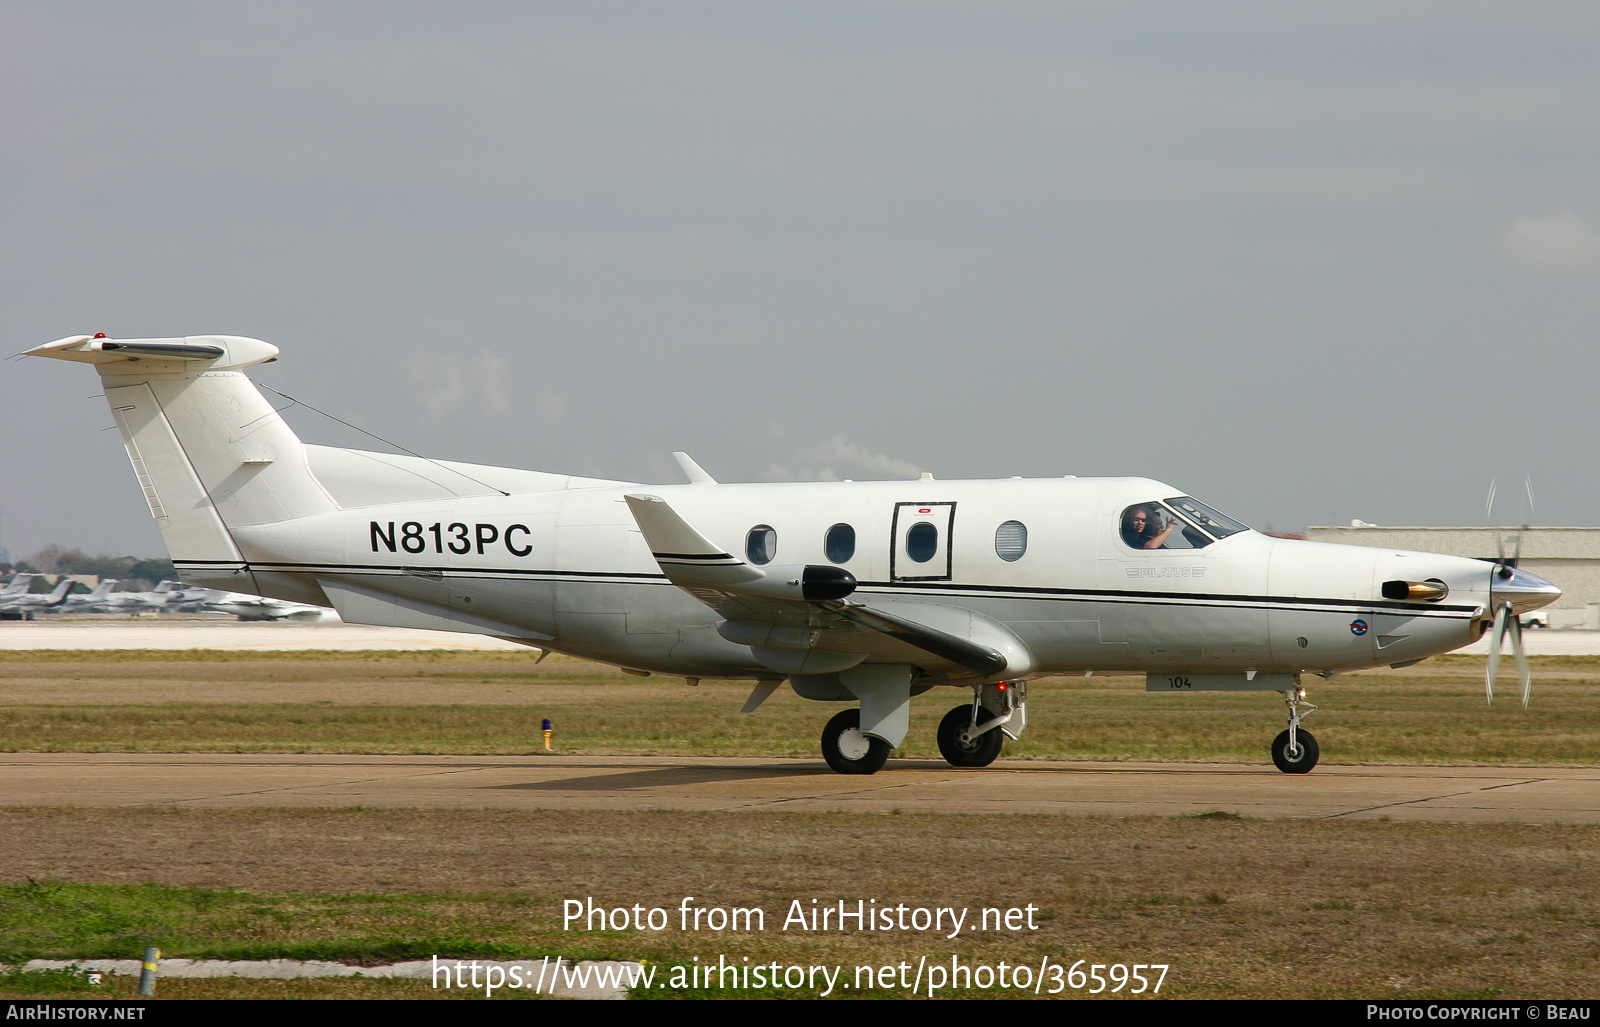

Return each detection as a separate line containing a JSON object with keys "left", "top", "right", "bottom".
{"left": 8, "top": 618, "right": 1600, "bottom": 654}
{"left": 0, "top": 618, "right": 528, "bottom": 651}
{"left": 3, "top": 754, "right": 1594, "bottom": 824}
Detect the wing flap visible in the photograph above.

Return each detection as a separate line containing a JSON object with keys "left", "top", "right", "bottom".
{"left": 825, "top": 602, "right": 1008, "bottom": 676}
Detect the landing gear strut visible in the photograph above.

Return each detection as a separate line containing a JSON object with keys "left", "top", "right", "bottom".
{"left": 937, "top": 681, "right": 1026, "bottom": 768}
{"left": 1270, "top": 688, "right": 1319, "bottom": 774}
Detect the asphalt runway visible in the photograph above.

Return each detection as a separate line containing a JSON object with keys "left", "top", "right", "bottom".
{"left": 4, "top": 753, "right": 1595, "bottom": 824}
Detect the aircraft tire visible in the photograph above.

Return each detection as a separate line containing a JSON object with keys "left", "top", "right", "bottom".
{"left": 821, "top": 709, "right": 891, "bottom": 775}
{"left": 1270, "top": 729, "right": 1319, "bottom": 774}
{"left": 937, "top": 705, "right": 1003, "bottom": 768}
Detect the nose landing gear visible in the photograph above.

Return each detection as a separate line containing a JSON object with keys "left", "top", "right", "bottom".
{"left": 936, "top": 681, "right": 1026, "bottom": 768}
{"left": 1271, "top": 688, "right": 1319, "bottom": 773}
{"left": 937, "top": 705, "right": 1003, "bottom": 767}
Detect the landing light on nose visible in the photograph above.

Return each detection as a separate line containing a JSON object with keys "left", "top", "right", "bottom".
{"left": 1381, "top": 579, "right": 1449, "bottom": 602}
{"left": 1490, "top": 567, "right": 1562, "bottom": 616}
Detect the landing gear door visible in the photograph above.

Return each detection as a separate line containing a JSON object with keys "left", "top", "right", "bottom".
{"left": 891, "top": 502, "right": 955, "bottom": 582}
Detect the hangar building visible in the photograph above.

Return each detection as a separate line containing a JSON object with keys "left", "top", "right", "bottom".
{"left": 1305, "top": 525, "right": 1600, "bottom": 628}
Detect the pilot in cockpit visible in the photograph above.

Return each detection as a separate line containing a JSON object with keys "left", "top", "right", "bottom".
{"left": 1121, "top": 503, "right": 1176, "bottom": 549}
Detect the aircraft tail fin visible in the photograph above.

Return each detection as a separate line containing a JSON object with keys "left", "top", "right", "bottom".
{"left": 26, "top": 335, "right": 339, "bottom": 590}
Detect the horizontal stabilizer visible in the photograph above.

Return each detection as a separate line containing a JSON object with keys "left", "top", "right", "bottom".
{"left": 27, "top": 335, "right": 280, "bottom": 371}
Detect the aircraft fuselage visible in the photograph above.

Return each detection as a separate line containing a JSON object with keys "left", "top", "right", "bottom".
{"left": 214, "top": 476, "right": 1496, "bottom": 683}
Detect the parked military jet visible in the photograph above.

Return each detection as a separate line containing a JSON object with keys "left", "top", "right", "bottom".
{"left": 90, "top": 579, "right": 182, "bottom": 614}
{"left": 0, "top": 576, "right": 76, "bottom": 615}
{"left": 0, "top": 574, "right": 37, "bottom": 597}
{"left": 58, "top": 578, "right": 119, "bottom": 612}
{"left": 183, "top": 588, "right": 336, "bottom": 621}
{"left": 30, "top": 334, "right": 1562, "bottom": 774}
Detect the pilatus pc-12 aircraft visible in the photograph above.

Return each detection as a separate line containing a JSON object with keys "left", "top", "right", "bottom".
{"left": 31, "top": 334, "right": 1563, "bottom": 775}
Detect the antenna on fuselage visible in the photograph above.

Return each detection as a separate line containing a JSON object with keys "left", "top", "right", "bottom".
{"left": 257, "top": 383, "right": 511, "bottom": 497}
{"left": 672, "top": 452, "right": 717, "bottom": 486}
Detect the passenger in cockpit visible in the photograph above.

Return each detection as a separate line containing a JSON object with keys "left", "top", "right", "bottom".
{"left": 1120, "top": 506, "right": 1148, "bottom": 548}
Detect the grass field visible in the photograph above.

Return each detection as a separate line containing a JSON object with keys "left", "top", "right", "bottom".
{"left": 1, "top": 651, "right": 1597, "bottom": 765}
{"left": 1, "top": 808, "right": 1598, "bottom": 1000}
{"left": 1, "top": 650, "right": 1595, "bottom": 1001}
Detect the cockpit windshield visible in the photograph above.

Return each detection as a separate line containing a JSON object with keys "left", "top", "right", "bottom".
{"left": 1119, "top": 497, "right": 1251, "bottom": 551}
{"left": 1165, "top": 497, "right": 1250, "bottom": 540}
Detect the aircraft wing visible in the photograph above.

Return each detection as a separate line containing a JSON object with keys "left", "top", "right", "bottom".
{"left": 624, "top": 494, "right": 1015, "bottom": 677}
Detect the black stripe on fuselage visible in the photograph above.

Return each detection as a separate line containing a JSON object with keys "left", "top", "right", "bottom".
{"left": 652, "top": 551, "right": 737, "bottom": 561}
{"left": 184, "top": 559, "right": 1480, "bottom": 620}
{"left": 186, "top": 560, "right": 671, "bottom": 581}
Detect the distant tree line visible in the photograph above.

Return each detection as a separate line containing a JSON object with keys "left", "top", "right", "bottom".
{"left": 2, "top": 545, "right": 177, "bottom": 592}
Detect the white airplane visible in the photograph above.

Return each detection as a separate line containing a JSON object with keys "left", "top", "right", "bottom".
{"left": 58, "top": 578, "right": 120, "bottom": 612}
{"left": 92, "top": 579, "right": 184, "bottom": 614}
{"left": 30, "top": 334, "right": 1562, "bottom": 774}
{"left": 0, "top": 576, "right": 76, "bottom": 615}
{"left": 1, "top": 574, "right": 38, "bottom": 597}
{"left": 186, "top": 588, "right": 337, "bottom": 621}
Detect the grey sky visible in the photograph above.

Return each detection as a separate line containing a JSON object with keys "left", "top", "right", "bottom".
{"left": 3, "top": 1, "right": 1597, "bottom": 558}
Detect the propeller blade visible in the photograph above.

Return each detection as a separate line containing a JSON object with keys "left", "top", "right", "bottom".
{"left": 1486, "top": 478, "right": 1509, "bottom": 574}
{"left": 1512, "top": 475, "right": 1532, "bottom": 570}
{"left": 1485, "top": 602, "right": 1509, "bottom": 705}
{"left": 1511, "top": 613, "right": 1531, "bottom": 708}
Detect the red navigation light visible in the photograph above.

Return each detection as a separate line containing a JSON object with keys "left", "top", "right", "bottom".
{"left": 997, "top": 682, "right": 1007, "bottom": 691}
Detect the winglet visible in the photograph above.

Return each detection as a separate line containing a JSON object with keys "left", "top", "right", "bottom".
{"left": 624, "top": 494, "right": 761, "bottom": 585}
{"left": 672, "top": 452, "right": 718, "bottom": 486}
{"left": 625, "top": 494, "right": 856, "bottom": 603}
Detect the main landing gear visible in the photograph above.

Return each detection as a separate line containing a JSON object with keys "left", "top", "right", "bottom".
{"left": 821, "top": 709, "right": 891, "bottom": 775}
{"left": 817, "top": 680, "right": 1029, "bottom": 774}
{"left": 1271, "top": 688, "right": 1319, "bottom": 774}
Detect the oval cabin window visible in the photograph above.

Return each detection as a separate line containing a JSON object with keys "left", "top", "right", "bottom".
{"left": 995, "top": 520, "right": 1027, "bottom": 561}
{"left": 824, "top": 523, "right": 856, "bottom": 564}
{"left": 905, "top": 521, "right": 939, "bottom": 563}
{"left": 746, "top": 525, "right": 777, "bottom": 565}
